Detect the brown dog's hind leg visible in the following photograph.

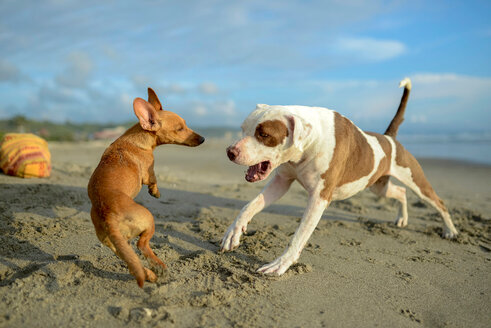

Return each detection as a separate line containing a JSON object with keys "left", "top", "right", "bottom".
{"left": 370, "top": 176, "right": 409, "bottom": 227}
{"left": 104, "top": 198, "right": 164, "bottom": 287}
{"left": 129, "top": 205, "right": 167, "bottom": 278}
{"left": 137, "top": 228, "right": 167, "bottom": 277}
{"left": 91, "top": 208, "right": 118, "bottom": 253}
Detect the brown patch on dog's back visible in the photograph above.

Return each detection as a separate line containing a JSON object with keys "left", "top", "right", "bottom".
{"left": 320, "top": 113, "right": 374, "bottom": 201}
{"left": 255, "top": 120, "right": 289, "bottom": 147}
{"left": 365, "top": 132, "right": 392, "bottom": 186}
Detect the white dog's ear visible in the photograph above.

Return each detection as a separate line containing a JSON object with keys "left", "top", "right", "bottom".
{"left": 286, "top": 115, "right": 311, "bottom": 152}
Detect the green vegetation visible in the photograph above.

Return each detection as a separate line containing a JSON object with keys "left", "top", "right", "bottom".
{"left": 0, "top": 115, "right": 132, "bottom": 141}
{"left": 0, "top": 115, "right": 238, "bottom": 141}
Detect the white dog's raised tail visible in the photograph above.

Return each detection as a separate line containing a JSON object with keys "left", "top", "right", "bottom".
{"left": 399, "top": 77, "right": 412, "bottom": 90}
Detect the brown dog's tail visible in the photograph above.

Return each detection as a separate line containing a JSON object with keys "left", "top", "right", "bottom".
{"left": 384, "top": 77, "right": 412, "bottom": 138}
{"left": 106, "top": 219, "right": 146, "bottom": 288}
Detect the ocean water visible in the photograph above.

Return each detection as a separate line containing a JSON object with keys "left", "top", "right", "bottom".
{"left": 398, "top": 134, "right": 491, "bottom": 165}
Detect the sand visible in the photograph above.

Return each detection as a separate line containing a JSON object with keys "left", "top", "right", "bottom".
{"left": 0, "top": 138, "right": 490, "bottom": 327}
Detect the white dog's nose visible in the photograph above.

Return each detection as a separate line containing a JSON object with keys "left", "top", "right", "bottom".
{"left": 226, "top": 146, "right": 239, "bottom": 161}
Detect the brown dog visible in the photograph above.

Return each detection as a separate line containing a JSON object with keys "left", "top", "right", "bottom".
{"left": 88, "top": 88, "right": 204, "bottom": 287}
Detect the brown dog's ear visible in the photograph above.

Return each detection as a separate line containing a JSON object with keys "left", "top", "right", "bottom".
{"left": 133, "top": 97, "right": 161, "bottom": 131}
{"left": 147, "top": 87, "right": 163, "bottom": 111}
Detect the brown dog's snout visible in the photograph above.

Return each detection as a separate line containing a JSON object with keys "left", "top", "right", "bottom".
{"left": 194, "top": 133, "right": 205, "bottom": 146}
{"left": 185, "top": 132, "right": 205, "bottom": 147}
{"left": 226, "top": 146, "right": 239, "bottom": 161}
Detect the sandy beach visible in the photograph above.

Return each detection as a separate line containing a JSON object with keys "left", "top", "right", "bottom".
{"left": 0, "top": 138, "right": 489, "bottom": 327}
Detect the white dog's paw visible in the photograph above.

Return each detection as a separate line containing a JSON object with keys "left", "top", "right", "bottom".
{"left": 442, "top": 226, "right": 458, "bottom": 239}
{"left": 257, "top": 255, "right": 295, "bottom": 276}
{"left": 394, "top": 208, "right": 408, "bottom": 228}
{"left": 220, "top": 222, "right": 247, "bottom": 252}
{"left": 394, "top": 216, "right": 408, "bottom": 228}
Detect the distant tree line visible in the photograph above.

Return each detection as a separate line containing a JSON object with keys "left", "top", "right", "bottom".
{"left": 0, "top": 115, "right": 238, "bottom": 141}
{"left": 0, "top": 115, "right": 132, "bottom": 141}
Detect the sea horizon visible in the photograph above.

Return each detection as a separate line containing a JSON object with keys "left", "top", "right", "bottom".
{"left": 398, "top": 133, "right": 491, "bottom": 165}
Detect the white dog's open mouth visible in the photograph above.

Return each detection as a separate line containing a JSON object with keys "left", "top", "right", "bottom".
{"left": 245, "top": 161, "right": 272, "bottom": 182}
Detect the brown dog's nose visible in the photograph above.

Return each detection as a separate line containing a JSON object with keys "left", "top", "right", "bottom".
{"left": 226, "top": 146, "right": 239, "bottom": 161}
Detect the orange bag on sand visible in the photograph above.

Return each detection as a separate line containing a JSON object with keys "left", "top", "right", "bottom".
{"left": 0, "top": 133, "right": 51, "bottom": 178}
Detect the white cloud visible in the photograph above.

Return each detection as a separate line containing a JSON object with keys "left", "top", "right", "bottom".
{"left": 101, "top": 45, "right": 120, "bottom": 61}
{"left": 39, "top": 85, "right": 84, "bottom": 104}
{"left": 198, "top": 82, "right": 219, "bottom": 95}
{"left": 318, "top": 79, "right": 381, "bottom": 93}
{"left": 334, "top": 37, "right": 407, "bottom": 61}
{"left": 131, "top": 75, "right": 187, "bottom": 95}
{"left": 0, "top": 59, "right": 27, "bottom": 83}
{"left": 309, "top": 78, "right": 397, "bottom": 120}
{"left": 409, "top": 114, "right": 428, "bottom": 124}
{"left": 55, "top": 51, "right": 94, "bottom": 88}
{"left": 162, "top": 84, "right": 187, "bottom": 94}
{"left": 119, "top": 93, "right": 132, "bottom": 107}
{"left": 409, "top": 73, "right": 491, "bottom": 99}
{"left": 218, "top": 100, "right": 237, "bottom": 116}
{"left": 309, "top": 73, "right": 491, "bottom": 132}
{"left": 194, "top": 104, "right": 207, "bottom": 116}
{"left": 410, "top": 73, "right": 459, "bottom": 84}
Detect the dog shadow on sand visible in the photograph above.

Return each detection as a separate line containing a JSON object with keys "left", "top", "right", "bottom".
{"left": 0, "top": 175, "right": 360, "bottom": 288}
{"left": 0, "top": 180, "right": 137, "bottom": 288}
{"left": 2, "top": 173, "right": 482, "bottom": 290}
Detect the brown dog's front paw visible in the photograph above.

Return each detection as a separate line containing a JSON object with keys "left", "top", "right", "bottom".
{"left": 143, "top": 267, "right": 158, "bottom": 283}
{"left": 149, "top": 185, "right": 160, "bottom": 198}
{"left": 152, "top": 263, "right": 169, "bottom": 279}
{"left": 146, "top": 261, "right": 169, "bottom": 282}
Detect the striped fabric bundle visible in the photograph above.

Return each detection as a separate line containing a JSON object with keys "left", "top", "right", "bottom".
{"left": 0, "top": 133, "right": 51, "bottom": 178}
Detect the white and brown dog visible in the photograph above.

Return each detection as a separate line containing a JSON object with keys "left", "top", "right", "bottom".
{"left": 220, "top": 78, "right": 458, "bottom": 276}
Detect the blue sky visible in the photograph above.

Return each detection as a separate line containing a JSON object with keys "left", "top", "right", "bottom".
{"left": 0, "top": 0, "right": 490, "bottom": 134}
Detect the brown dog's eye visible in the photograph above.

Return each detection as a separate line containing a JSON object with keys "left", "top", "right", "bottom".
{"left": 177, "top": 126, "right": 184, "bottom": 132}
{"left": 259, "top": 132, "right": 269, "bottom": 138}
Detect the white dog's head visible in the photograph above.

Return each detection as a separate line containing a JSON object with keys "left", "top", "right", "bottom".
{"left": 226, "top": 104, "right": 310, "bottom": 182}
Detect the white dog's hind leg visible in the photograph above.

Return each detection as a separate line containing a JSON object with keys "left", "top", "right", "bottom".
{"left": 393, "top": 168, "right": 458, "bottom": 238}
{"left": 391, "top": 146, "right": 458, "bottom": 238}
{"left": 220, "top": 173, "right": 293, "bottom": 252}
{"left": 257, "top": 195, "right": 328, "bottom": 276}
{"left": 370, "top": 176, "right": 408, "bottom": 227}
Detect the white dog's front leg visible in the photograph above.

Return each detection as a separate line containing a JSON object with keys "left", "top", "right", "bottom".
{"left": 257, "top": 195, "right": 328, "bottom": 276}
{"left": 220, "top": 173, "right": 293, "bottom": 252}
